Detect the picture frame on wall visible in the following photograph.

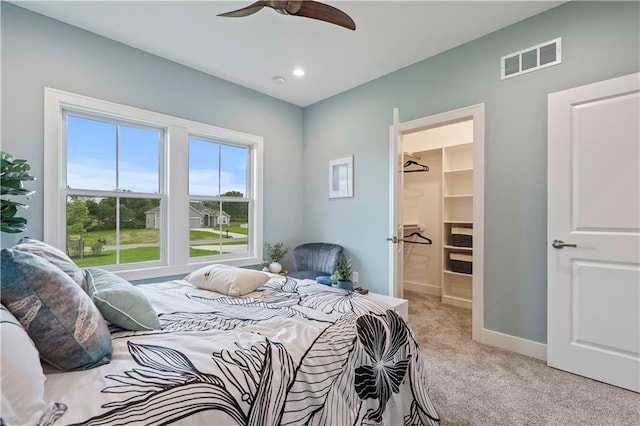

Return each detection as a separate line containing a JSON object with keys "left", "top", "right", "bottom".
{"left": 329, "top": 155, "right": 354, "bottom": 198}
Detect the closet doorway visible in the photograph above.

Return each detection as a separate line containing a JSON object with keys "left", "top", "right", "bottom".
{"left": 388, "top": 104, "right": 484, "bottom": 342}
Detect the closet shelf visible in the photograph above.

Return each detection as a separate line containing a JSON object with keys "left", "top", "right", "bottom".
{"left": 403, "top": 223, "right": 426, "bottom": 232}
{"left": 441, "top": 143, "right": 473, "bottom": 310}
{"left": 443, "top": 269, "right": 472, "bottom": 277}
{"left": 444, "top": 167, "right": 473, "bottom": 175}
{"left": 403, "top": 152, "right": 421, "bottom": 160}
{"left": 444, "top": 245, "right": 473, "bottom": 251}
{"left": 444, "top": 194, "right": 473, "bottom": 199}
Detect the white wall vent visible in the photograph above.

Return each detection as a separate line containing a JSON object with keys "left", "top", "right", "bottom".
{"left": 501, "top": 38, "right": 562, "bottom": 80}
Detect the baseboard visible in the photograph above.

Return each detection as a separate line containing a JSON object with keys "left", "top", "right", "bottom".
{"left": 404, "top": 280, "right": 441, "bottom": 296}
{"left": 479, "top": 328, "right": 547, "bottom": 361}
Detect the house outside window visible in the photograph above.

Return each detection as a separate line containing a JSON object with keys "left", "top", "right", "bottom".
{"left": 44, "top": 88, "right": 263, "bottom": 281}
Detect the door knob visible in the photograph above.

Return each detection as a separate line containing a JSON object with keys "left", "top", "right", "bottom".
{"left": 386, "top": 236, "right": 398, "bottom": 243}
{"left": 552, "top": 239, "right": 577, "bottom": 249}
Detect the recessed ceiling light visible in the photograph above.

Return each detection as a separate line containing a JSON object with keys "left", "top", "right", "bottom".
{"left": 272, "top": 76, "right": 286, "bottom": 85}
{"left": 293, "top": 68, "right": 305, "bottom": 77}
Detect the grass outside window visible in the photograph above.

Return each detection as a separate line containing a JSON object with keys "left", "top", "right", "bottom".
{"left": 69, "top": 224, "right": 248, "bottom": 266}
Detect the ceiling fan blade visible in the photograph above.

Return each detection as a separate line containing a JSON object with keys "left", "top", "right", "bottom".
{"left": 293, "top": 1, "right": 356, "bottom": 30}
{"left": 217, "top": 1, "right": 268, "bottom": 18}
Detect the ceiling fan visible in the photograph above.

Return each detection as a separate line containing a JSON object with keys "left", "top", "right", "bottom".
{"left": 217, "top": 1, "right": 356, "bottom": 31}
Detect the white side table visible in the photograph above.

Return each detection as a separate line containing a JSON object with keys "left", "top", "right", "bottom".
{"left": 364, "top": 291, "right": 408, "bottom": 321}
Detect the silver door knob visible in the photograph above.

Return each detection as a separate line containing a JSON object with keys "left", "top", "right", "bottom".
{"left": 552, "top": 239, "right": 577, "bottom": 249}
{"left": 386, "top": 236, "right": 398, "bottom": 243}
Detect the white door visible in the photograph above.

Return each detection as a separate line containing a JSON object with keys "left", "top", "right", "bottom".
{"left": 388, "top": 107, "right": 404, "bottom": 298}
{"left": 548, "top": 72, "right": 640, "bottom": 392}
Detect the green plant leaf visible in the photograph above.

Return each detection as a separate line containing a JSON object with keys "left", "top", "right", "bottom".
{"left": 1, "top": 205, "right": 16, "bottom": 219}
{"left": 1, "top": 216, "right": 28, "bottom": 233}
{"left": 1, "top": 151, "right": 35, "bottom": 234}
{"left": 1, "top": 187, "right": 35, "bottom": 197}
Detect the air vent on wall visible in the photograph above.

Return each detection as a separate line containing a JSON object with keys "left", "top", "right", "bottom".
{"left": 501, "top": 38, "right": 562, "bottom": 80}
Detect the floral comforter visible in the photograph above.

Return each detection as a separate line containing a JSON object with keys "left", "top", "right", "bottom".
{"left": 43, "top": 276, "right": 439, "bottom": 425}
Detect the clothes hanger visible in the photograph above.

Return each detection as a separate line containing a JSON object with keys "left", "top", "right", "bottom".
{"left": 403, "top": 231, "right": 432, "bottom": 244}
{"left": 403, "top": 160, "right": 429, "bottom": 172}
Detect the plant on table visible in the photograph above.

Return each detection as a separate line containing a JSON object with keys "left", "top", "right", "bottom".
{"left": 331, "top": 255, "right": 353, "bottom": 290}
{"left": 264, "top": 242, "right": 288, "bottom": 273}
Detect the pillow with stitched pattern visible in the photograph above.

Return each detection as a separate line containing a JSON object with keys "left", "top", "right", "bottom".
{"left": 13, "top": 236, "right": 88, "bottom": 292}
{"left": 1, "top": 249, "right": 112, "bottom": 371}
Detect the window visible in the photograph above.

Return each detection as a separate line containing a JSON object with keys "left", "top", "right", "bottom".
{"left": 44, "top": 88, "right": 263, "bottom": 280}
{"left": 188, "top": 137, "right": 250, "bottom": 260}
{"left": 64, "top": 114, "right": 163, "bottom": 268}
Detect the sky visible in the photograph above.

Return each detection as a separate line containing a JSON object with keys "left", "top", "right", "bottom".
{"left": 66, "top": 115, "right": 248, "bottom": 197}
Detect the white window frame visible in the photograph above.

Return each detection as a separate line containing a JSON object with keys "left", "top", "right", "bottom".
{"left": 44, "top": 88, "right": 264, "bottom": 281}
{"left": 187, "top": 133, "right": 255, "bottom": 264}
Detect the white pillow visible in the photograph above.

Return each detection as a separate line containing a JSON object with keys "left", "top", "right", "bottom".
{"left": 184, "top": 264, "right": 269, "bottom": 296}
{"left": 0, "top": 306, "right": 47, "bottom": 425}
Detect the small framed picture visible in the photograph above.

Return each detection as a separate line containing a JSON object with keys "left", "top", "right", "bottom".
{"left": 329, "top": 155, "right": 354, "bottom": 198}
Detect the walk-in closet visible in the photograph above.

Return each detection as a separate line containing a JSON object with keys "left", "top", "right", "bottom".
{"left": 402, "top": 119, "right": 474, "bottom": 310}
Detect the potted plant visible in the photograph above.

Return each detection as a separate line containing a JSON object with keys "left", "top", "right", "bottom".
{"left": 264, "top": 242, "right": 288, "bottom": 273}
{"left": 1, "top": 151, "right": 35, "bottom": 234}
{"left": 331, "top": 256, "right": 353, "bottom": 290}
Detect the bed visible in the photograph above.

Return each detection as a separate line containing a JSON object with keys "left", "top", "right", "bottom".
{"left": 1, "top": 239, "right": 440, "bottom": 426}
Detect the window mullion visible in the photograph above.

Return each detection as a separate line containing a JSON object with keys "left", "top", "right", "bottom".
{"left": 217, "top": 144, "right": 222, "bottom": 253}
{"left": 115, "top": 124, "right": 120, "bottom": 191}
{"left": 115, "top": 124, "right": 120, "bottom": 265}
{"left": 217, "top": 143, "right": 222, "bottom": 197}
{"left": 115, "top": 197, "right": 120, "bottom": 265}
{"left": 65, "top": 189, "right": 162, "bottom": 200}
{"left": 167, "top": 125, "right": 190, "bottom": 267}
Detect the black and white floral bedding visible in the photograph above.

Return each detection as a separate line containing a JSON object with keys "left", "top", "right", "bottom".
{"left": 43, "top": 276, "right": 439, "bottom": 425}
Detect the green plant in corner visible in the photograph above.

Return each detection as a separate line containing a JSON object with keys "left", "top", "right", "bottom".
{"left": 264, "top": 242, "right": 288, "bottom": 263}
{"left": 1, "top": 151, "right": 35, "bottom": 233}
{"left": 331, "top": 256, "right": 352, "bottom": 283}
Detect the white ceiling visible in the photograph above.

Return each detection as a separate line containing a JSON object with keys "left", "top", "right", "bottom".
{"left": 11, "top": 1, "right": 564, "bottom": 107}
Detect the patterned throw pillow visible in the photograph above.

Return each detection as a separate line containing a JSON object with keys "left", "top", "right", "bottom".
{"left": 13, "top": 236, "right": 88, "bottom": 292}
{"left": 0, "top": 249, "right": 112, "bottom": 371}
{"left": 184, "top": 264, "right": 270, "bottom": 296}
{"left": 86, "top": 268, "right": 161, "bottom": 331}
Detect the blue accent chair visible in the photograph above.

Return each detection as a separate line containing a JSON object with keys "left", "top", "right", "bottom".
{"left": 288, "top": 243, "right": 344, "bottom": 280}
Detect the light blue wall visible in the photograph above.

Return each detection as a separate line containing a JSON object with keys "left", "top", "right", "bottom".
{"left": 302, "top": 1, "right": 639, "bottom": 343}
{"left": 0, "top": 2, "right": 304, "bottom": 257}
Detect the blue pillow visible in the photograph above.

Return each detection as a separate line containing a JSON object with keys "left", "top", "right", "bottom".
{"left": 316, "top": 276, "right": 333, "bottom": 286}
{"left": 1, "top": 249, "right": 112, "bottom": 371}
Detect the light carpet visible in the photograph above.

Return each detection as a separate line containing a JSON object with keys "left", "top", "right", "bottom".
{"left": 405, "top": 290, "right": 640, "bottom": 425}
